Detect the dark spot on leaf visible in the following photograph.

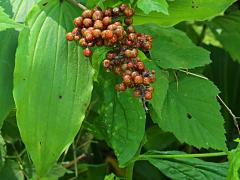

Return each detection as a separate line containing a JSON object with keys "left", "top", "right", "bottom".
{"left": 23, "top": 78, "right": 26, "bottom": 81}
{"left": 42, "top": 2, "right": 48, "bottom": 6}
{"left": 187, "top": 113, "right": 192, "bottom": 119}
{"left": 196, "top": 6, "right": 199, "bottom": 8}
{"left": 40, "top": 141, "right": 42, "bottom": 145}
{"left": 59, "top": 95, "right": 63, "bottom": 99}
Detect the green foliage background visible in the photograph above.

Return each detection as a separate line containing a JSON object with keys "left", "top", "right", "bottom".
{"left": 0, "top": 0, "right": 240, "bottom": 179}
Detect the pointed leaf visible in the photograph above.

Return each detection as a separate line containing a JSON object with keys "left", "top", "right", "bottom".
{"left": 151, "top": 75, "right": 227, "bottom": 150}
{"left": 137, "top": 24, "right": 211, "bottom": 69}
{"left": 14, "top": 0, "right": 94, "bottom": 176}
{"left": 137, "top": 0, "right": 169, "bottom": 15}
{"left": 95, "top": 70, "right": 146, "bottom": 166}
{"left": 0, "top": 6, "right": 23, "bottom": 31}
{"left": 134, "top": 0, "right": 236, "bottom": 27}
{"left": 0, "top": 0, "right": 37, "bottom": 127}
{"left": 209, "top": 10, "right": 240, "bottom": 63}
{"left": 148, "top": 151, "right": 228, "bottom": 180}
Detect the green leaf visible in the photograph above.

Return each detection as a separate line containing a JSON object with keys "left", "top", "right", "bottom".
{"left": 13, "top": 0, "right": 94, "bottom": 177}
{"left": 134, "top": 0, "right": 236, "bottom": 27}
{"left": 0, "top": 6, "right": 23, "bottom": 31}
{"left": 96, "top": 70, "right": 146, "bottom": 166}
{"left": 148, "top": 151, "right": 228, "bottom": 180}
{"left": 209, "top": 10, "right": 240, "bottom": 63}
{"left": 77, "top": 163, "right": 107, "bottom": 180}
{"left": 0, "top": 160, "right": 24, "bottom": 180}
{"left": 136, "top": 24, "right": 211, "bottom": 69}
{"left": 137, "top": 0, "right": 169, "bottom": 15}
{"left": 0, "top": 0, "right": 37, "bottom": 128}
{"left": 151, "top": 74, "right": 227, "bottom": 151}
{"left": 227, "top": 143, "right": 240, "bottom": 180}
{"left": 144, "top": 125, "right": 177, "bottom": 151}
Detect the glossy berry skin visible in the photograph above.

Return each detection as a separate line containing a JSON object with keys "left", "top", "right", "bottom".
{"left": 143, "top": 77, "right": 150, "bottom": 85}
{"left": 94, "top": 20, "right": 104, "bottom": 30}
{"left": 93, "top": 29, "right": 102, "bottom": 38}
{"left": 82, "top": 9, "right": 93, "bottom": 18}
{"left": 124, "top": 8, "right": 134, "bottom": 17}
{"left": 83, "top": 48, "right": 92, "bottom": 57}
{"left": 66, "top": 32, "right": 74, "bottom": 41}
{"left": 134, "top": 75, "right": 143, "bottom": 84}
{"left": 124, "top": 17, "right": 133, "bottom": 26}
{"left": 137, "top": 62, "right": 145, "bottom": 70}
{"left": 74, "top": 17, "right": 83, "bottom": 27}
{"left": 104, "top": 9, "right": 112, "bottom": 16}
{"left": 144, "top": 91, "right": 152, "bottom": 100}
{"left": 92, "top": 10, "right": 103, "bottom": 20}
{"left": 147, "top": 87, "right": 154, "bottom": 93}
{"left": 79, "top": 38, "right": 87, "bottom": 47}
{"left": 103, "top": 59, "right": 111, "bottom": 68}
{"left": 122, "top": 74, "right": 132, "bottom": 85}
{"left": 102, "top": 17, "right": 112, "bottom": 26}
{"left": 83, "top": 18, "right": 93, "bottom": 28}
{"left": 119, "top": 4, "right": 127, "bottom": 12}
{"left": 133, "top": 89, "right": 141, "bottom": 97}
{"left": 112, "top": 7, "right": 120, "bottom": 16}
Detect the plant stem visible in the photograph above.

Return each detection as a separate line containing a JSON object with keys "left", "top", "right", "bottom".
{"left": 136, "top": 152, "right": 227, "bottom": 161}
{"left": 66, "top": 0, "right": 87, "bottom": 10}
{"left": 126, "top": 162, "right": 134, "bottom": 180}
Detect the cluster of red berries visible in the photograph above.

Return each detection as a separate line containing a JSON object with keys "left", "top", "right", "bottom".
{"left": 66, "top": 4, "right": 155, "bottom": 102}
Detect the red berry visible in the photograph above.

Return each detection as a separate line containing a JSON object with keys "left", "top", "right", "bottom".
{"left": 84, "top": 31, "right": 94, "bottom": 42}
{"left": 127, "top": 62, "right": 134, "bottom": 69}
{"left": 66, "top": 32, "right": 74, "bottom": 41}
{"left": 137, "top": 62, "right": 145, "bottom": 70}
{"left": 102, "top": 16, "right": 112, "bottom": 26}
{"left": 147, "top": 87, "right": 154, "bottom": 93}
{"left": 124, "top": 8, "right": 134, "bottom": 17}
{"left": 82, "top": 9, "right": 93, "bottom": 18}
{"left": 134, "top": 75, "right": 143, "bottom": 84}
{"left": 93, "top": 29, "right": 102, "bottom": 38}
{"left": 128, "top": 33, "right": 136, "bottom": 41}
{"left": 72, "top": 28, "right": 79, "bottom": 34}
{"left": 122, "top": 74, "right": 132, "bottom": 85}
{"left": 127, "top": 25, "right": 135, "bottom": 33}
{"left": 74, "top": 35, "right": 80, "bottom": 41}
{"left": 119, "top": 4, "right": 128, "bottom": 12}
{"left": 104, "top": 30, "right": 114, "bottom": 39}
{"left": 83, "top": 48, "right": 92, "bottom": 57}
{"left": 104, "top": 9, "right": 112, "bottom": 16}
{"left": 92, "top": 10, "right": 103, "bottom": 20}
{"left": 143, "top": 77, "right": 150, "bottom": 85}
{"left": 94, "top": 20, "right": 104, "bottom": 30}
{"left": 150, "top": 74, "right": 156, "bottom": 82}
{"left": 103, "top": 59, "right": 111, "bottom": 68}
{"left": 79, "top": 38, "right": 87, "bottom": 47}
{"left": 74, "top": 17, "right": 83, "bottom": 27}
{"left": 131, "top": 71, "right": 139, "bottom": 79}
{"left": 124, "top": 17, "right": 133, "bottom": 26}
{"left": 83, "top": 18, "right": 93, "bottom": 28}
{"left": 144, "top": 91, "right": 152, "bottom": 100}
{"left": 133, "top": 89, "right": 141, "bottom": 97}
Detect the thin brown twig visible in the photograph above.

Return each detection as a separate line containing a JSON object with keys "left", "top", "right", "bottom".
{"left": 178, "top": 69, "right": 240, "bottom": 134}
{"left": 63, "top": 154, "right": 87, "bottom": 168}
{"left": 66, "top": 0, "right": 87, "bottom": 10}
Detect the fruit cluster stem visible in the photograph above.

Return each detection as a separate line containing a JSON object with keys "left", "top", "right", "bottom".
{"left": 67, "top": 0, "right": 87, "bottom": 10}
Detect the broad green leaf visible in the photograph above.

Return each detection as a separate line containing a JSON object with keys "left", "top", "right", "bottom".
{"left": 91, "top": 46, "right": 110, "bottom": 82}
{"left": 95, "top": 69, "right": 146, "bottom": 166}
{"left": 0, "top": 160, "right": 24, "bottom": 180}
{"left": 0, "top": 6, "right": 23, "bottom": 31}
{"left": 227, "top": 144, "right": 240, "bottom": 180}
{"left": 137, "top": 24, "right": 211, "bottom": 69}
{"left": 151, "top": 75, "right": 227, "bottom": 150}
{"left": 147, "top": 151, "right": 228, "bottom": 180}
{"left": 137, "top": 0, "right": 169, "bottom": 15}
{"left": 209, "top": 10, "right": 240, "bottom": 63}
{"left": 77, "top": 163, "right": 107, "bottom": 180}
{"left": 14, "top": 0, "right": 94, "bottom": 177}
{"left": 0, "top": 0, "right": 37, "bottom": 128}
{"left": 144, "top": 125, "right": 177, "bottom": 151}
{"left": 134, "top": 0, "right": 236, "bottom": 27}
